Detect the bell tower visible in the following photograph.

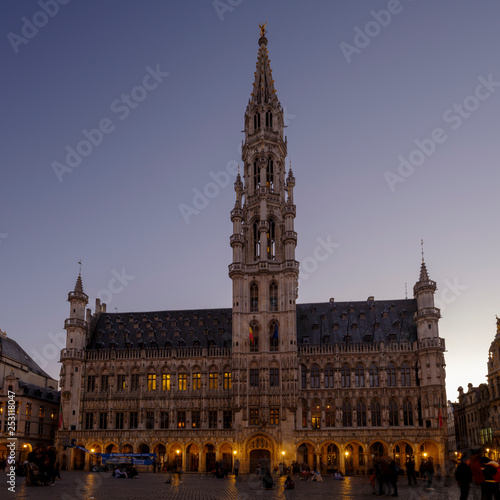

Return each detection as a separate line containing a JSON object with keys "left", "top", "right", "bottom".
{"left": 229, "top": 25, "right": 299, "bottom": 449}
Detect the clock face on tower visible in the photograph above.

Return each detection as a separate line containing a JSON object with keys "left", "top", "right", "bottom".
{"left": 62, "top": 390, "right": 71, "bottom": 400}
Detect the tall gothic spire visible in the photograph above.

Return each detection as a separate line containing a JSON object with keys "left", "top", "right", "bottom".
{"left": 74, "top": 273, "right": 84, "bottom": 293}
{"left": 251, "top": 23, "right": 278, "bottom": 106}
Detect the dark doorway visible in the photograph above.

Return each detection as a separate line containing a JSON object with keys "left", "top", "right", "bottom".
{"left": 249, "top": 449, "right": 270, "bottom": 474}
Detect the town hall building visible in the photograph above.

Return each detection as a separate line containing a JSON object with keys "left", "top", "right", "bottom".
{"left": 56, "top": 27, "right": 448, "bottom": 473}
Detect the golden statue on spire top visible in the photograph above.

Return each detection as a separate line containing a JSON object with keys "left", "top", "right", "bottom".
{"left": 259, "top": 22, "right": 267, "bottom": 37}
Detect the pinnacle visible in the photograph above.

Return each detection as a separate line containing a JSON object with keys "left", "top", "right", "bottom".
{"left": 74, "top": 273, "right": 84, "bottom": 293}
{"left": 419, "top": 261, "right": 430, "bottom": 282}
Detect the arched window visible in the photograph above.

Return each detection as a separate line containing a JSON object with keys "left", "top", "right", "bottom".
{"left": 357, "top": 400, "right": 367, "bottom": 427}
{"left": 254, "top": 112, "right": 260, "bottom": 131}
{"left": 311, "top": 400, "right": 321, "bottom": 429}
{"left": 371, "top": 399, "right": 381, "bottom": 426}
{"left": 253, "top": 221, "right": 260, "bottom": 259}
{"left": 301, "top": 399, "right": 308, "bottom": 428}
{"left": 355, "top": 364, "right": 365, "bottom": 387}
{"left": 269, "top": 320, "right": 278, "bottom": 352}
{"left": 301, "top": 365, "right": 307, "bottom": 389}
{"left": 341, "top": 364, "right": 351, "bottom": 388}
{"left": 253, "top": 161, "right": 259, "bottom": 191}
{"left": 325, "top": 399, "right": 335, "bottom": 427}
{"left": 265, "top": 110, "right": 272, "bottom": 128}
{"left": 267, "top": 219, "right": 275, "bottom": 259}
{"left": 401, "top": 362, "right": 411, "bottom": 387}
{"left": 326, "top": 444, "right": 338, "bottom": 467}
{"left": 369, "top": 364, "right": 379, "bottom": 387}
{"left": 387, "top": 363, "right": 396, "bottom": 387}
{"left": 389, "top": 399, "right": 399, "bottom": 426}
{"left": 269, "top": 282, "right": 278, "bottom": 312}
{"left": 250, "top": 282, "right": 258, "bottom": 312}
{"left": 403, "top": 399, "right": 413, "bottom": 426}
{"left": 266, "top": 157, "right": 274, "bottom": 191}
{"left": 310, "top": 366, "right": 320, "bottom": 388}
{"left": 249, "top": 322, "right": 258, "bottom": 352}
{"left": 324, "top": 366, "right": 334, "bottom": 388}
{"left": 342, "top": 399, "right": 352, "bottom": 427}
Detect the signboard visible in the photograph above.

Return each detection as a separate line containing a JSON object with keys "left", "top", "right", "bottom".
{"left": 100, "top": 453, "right": 156, "bottom": 466}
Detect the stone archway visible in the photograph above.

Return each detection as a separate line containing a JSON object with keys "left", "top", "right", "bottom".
{"left": 245, "top": 433, "right": 275, "bottom": 473}
{"left": 186, "top": 443, "right": 199, "bottom": 471}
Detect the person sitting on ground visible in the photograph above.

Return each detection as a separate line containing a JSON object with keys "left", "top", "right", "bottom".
{"left": 334, "top": 471, "right": 344, "bottom": 480}
{"left": 284, "top": 475, "right": 295, "bottom": 489}
{"left": 314, "top": 469, "right": 323, "bottom": 482}
{"left": 113, "top": 467, "right": 127, "bottom": 478}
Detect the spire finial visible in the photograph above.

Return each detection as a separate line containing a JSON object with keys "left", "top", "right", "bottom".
{"left": 259, "top": 22, "right": 267, "bottom": 37}
{"left": 78, "top": 259, "right": 82, "bottom": 275}
{"left": 421, "top": 239, "right": 424, "bottom": 263}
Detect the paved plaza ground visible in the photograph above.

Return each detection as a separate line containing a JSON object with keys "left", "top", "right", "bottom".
{"left": 5, "top": 471, "right": 466, "bottom": 499}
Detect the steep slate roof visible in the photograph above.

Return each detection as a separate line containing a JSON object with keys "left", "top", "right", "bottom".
{"left": 87, "top": 308, "right": 233, "bottom": 350}
{"left": 0, "top": 334, "right": 54, "bottom": 379}
{"left": 87, "top": 298, "right": 418, "bottom": 350}
{"left": 296, "top": 299, "right": 418, "bottom": 345}
{"left": 18, "top": 381, "right": 61, "bottom": 403}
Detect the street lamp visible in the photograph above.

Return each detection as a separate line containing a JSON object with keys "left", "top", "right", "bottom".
{"left": 282, "top": 451, "right": 285, "bottom": 472}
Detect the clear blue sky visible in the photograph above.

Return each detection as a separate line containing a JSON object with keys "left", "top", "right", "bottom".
{"left": 1, "top": 0, "right": 499, "bottom": 401}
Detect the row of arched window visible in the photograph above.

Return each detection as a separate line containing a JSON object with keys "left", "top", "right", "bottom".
{"left": 252, "top": 157, "right": 275, "bottom": 191}
{"left": 253, "top": 110, "right": 273, "bottom": 131}
{"left": 302, "top": 398, "right": 417, "bottom": 428}
{"left": 250, "top": 282, "right": 278, "bottom": 313}
{"left": 252, "top": 218, "right": 276, "bottom": 259}
{"left": 301, "top": 362, "right": 413, "bottom": 389}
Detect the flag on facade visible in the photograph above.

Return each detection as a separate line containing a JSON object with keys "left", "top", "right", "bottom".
{"left": 249, "top": 326, "right": 254, "bottom": 345}
{"left": 438, "top": 402, "right": 443, "bottom": 428}
{"left": 272, "top": 323, "right": 278, "bottom": 339}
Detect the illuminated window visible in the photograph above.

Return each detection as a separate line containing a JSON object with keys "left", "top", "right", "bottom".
{"left": 192, "top": 410, "right": 200, "bottom": 428}
{"left": 209, "top": 372, "right": 218, "bottom": 390}
{"left": 39, "top": 406, "right": 45, "bottom": 418}
{"left": 26, "top": 403, "right": 32, "bottom": 416}
{"left": 177, "top": 410, "right": 186, "bottom": 428}
{"left": 311, "top": 401, "right": 321, "bottom": 429}
{"left": 267, "top": 219, "right": 275, "bottom": 258}
{"left": 325, "top": 402, "right": 334, "bottom": 427}
{"left": 178, "top": 374, "right": 187, "bottom": 391}
{"left": 250, "top": 408, "right": 259, "bottom": 425}
{"left": 270, "top": 408, "right": 279, "bottom": 425}
{"left": 162, "top": 373, "right": 171, "bottom": 391}
{"left": 147, "top": 374, "right": 157, "bottom": 391}
{"left": 192, "top": 372, "right": 201, "bottom": 390}
{"left": 117, "top": 374, "right": 126, "bottom": 391}
{"left": 223, "top": 372, "right": 232, "bottom": 390}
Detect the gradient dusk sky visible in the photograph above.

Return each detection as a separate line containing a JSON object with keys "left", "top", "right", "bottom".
{"left": 1, "top": 0, "right": 500, "bottom": 402}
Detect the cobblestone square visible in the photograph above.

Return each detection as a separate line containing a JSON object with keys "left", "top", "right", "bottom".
{"left": 6, "top": 471, "right": 463, "bottom": 499}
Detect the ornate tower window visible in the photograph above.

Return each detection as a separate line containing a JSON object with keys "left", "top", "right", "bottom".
{"left": 266, "top": 157, "right": 274, "bottom": 190}
{"left": 325, "top": 366, "right": 334, "bottom": 388}
{"left": 325, "top": 400, "right": 335, "bottom": 427}
{"left": 267, "top": 219, "right": 275, "bottom": 259}
{"left": 250, "top": 282, "right": 259, "bottom": 312}
{"left": 355, "top": 364, "right": 365, "bottom": 387}
{"left": 265, "top": 110, "right": 273, "bottom": 128}
{"left": 253, "top": 161, "right": 260, "bottom": 191}
{"left": 310, "top": 365, "right": 320, "bottom": 388}
{"left": 269, "top": 320, "right": 279, "bottom": 351}
{"left": 269, "top": 282, "right": 278, "bottom": 312}
{"left": 253, "top": 112, "right": 260, "bottom": 131}
{"left": 341, "top": 364, "right": 351, "bottom": 388}
{"left": 253, "top": 221, "right": 260, "bottom": 259}
{"left": 250, "top": 322, "right": 259, "bottom": 352}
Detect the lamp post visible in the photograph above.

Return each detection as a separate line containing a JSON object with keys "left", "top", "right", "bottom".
{"left": 345, "top": 451, "right": 349, "bottom": 476}
{"left": 282, "top": 451, "right": 285, "bottom": 474}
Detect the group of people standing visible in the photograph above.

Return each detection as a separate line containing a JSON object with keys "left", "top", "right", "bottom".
{"left": 26, "top": 445, "right": 60, "bottom": 486}
{"left": 455, "top": 450, "right": 500, "bottom": 500}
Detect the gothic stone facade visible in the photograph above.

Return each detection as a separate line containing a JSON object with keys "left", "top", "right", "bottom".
{"left": 57, "top": 30, "right": 448, "bottom": 474}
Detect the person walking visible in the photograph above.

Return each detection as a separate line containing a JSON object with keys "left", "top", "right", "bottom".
{"left": 455, "top": 452, "right": 472, "bottom": 500}
{"left": 234, "top": 458, "right": 240, "bottom": 477}
{"left": 479, "top": 457, "right": 500, "bottom": 500}
{"left": 405, "top": 456, "right": 417, "bottom": 486}
{"left": 423, "top": 457, "right": 435, "bottom": 491}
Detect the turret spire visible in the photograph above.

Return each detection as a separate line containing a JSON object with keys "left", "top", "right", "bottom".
{"left": 251, "top": 23, "right": 278, "bottom": 105}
